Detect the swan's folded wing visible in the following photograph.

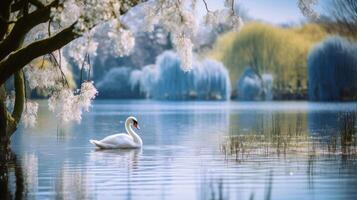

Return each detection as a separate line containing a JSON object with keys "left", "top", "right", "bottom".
{"left": 90, "top": 140, "right": 117, "bottom": 149}
{"left": 99, "top": 134, "right": 136, "bottom": 148}
{"left": 99, "top": 134, "right": 122, "bottom": 143}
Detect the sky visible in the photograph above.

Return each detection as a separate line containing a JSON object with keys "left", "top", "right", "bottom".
{"left": 240, "top": 0, "right": 305, "bottom": 24}
{"left": 198, "top": 0, "right": 308, "bottom": 25}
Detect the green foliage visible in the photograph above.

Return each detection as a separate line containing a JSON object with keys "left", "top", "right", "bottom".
{"left": 209, "top": 23, "right": 327, "bottom": 91}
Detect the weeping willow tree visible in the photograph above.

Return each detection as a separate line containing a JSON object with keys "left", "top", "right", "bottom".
{"left": 308, "top": 36, "right": 357, "bottom": 101}
{"left": 209, "top": 23, "right": 327, "bottom": 93}
{"left": 131, "top": 51, "right": 231, "bottom": 100}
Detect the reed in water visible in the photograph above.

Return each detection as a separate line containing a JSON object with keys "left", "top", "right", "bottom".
{"left": 221, "top": 112, "right": 357, "bottom": 162}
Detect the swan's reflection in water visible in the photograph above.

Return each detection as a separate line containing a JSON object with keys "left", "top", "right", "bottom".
{"left": 91, "top": 148, "right": 142, "bottom": 169}
{"left": 53, "top": 148, "right": 142, "bottom": 200}
{"left": 90, "top": 148, "right": 142, "bottom": 199}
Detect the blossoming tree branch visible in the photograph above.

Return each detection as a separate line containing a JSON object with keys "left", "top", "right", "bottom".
{"left": 0, "top": 0, "right": 317, "bottom": 148}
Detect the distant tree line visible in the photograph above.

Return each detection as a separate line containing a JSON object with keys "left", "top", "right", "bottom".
{"left": 209, "top": 22, "right": 327, "bottom": 99}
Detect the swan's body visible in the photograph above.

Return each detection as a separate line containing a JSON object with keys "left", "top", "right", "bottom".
{"left": 90, "top": 116, "right": 142, "bottom": 149}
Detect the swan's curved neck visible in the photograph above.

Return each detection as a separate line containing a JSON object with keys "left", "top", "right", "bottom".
{"left": 125, "top": 118, "right": 142, "bottom": 146}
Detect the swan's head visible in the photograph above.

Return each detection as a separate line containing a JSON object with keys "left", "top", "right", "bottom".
{"left": 128, "top": 116, "right": 140, "bottom": 130}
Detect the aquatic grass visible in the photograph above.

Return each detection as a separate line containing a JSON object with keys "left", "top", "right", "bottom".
{"left": 222, "top": 112, "right": 357, "bottom": 162}
{"left": 338, "top": 112, "right": 357, "bottom": 156}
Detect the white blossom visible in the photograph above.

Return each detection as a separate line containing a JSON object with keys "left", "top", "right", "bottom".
{"left": 51, "top": 0, "right": 120, "bottom": 34}
{"left": 230, "top": 15, "right": 244, "bottom": 32}
{"left": 22, "top": 102, "right": 39, "bottom": 128}
{"left": 67, "top": 36, "right": 98, "bottom": 70}
{"left": 78, "top": 81, "right": 99, "bottom": 112}
{"left": 204, "top": 8, "right": 244, "bottom": 32}
{"left": 48, "top": 82, "right": 98, "bottom": 123}
{"left": 204, "top": 11, "right": 220, "bottom": 27}
{"left": 142, "top": 2, "right": 159, "bottom": 32}
{"left": 87, "top": 39, "right": 99, "bottom": 56}
{"left": 108, "top": 21, "right": 135, "bottom": 57}
{"left": 24, "top": 52, "right": 73, "bottom": 91}
{"left": 140, "top": 0, "right": 199, "bottom": 70}
{"left": 25, "top": 64, "right": 61, "bottom": 90}
{"left": 298, "top": 0, "right": 319, "bottom": 19}
{"left": 51, "top": 0, "right": 81, "bottom": 29}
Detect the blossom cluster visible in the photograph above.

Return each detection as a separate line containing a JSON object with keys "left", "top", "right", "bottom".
{"left": 67, "top": 36, "right": 98, "bottom": 70}
{"left": 25, "top": 64, "right": 61, "bottom": 90}
{"left": 298, "top": 0, "right": 319, "bottom": 19}
{"left": 22, "top": 102, "right": 39, "bottom": 128}
{"left": 51, "top": 0, "right": 120, "bottom": 34}
{"left": 24, "top": 52, "right": 73, "bottom": 90}
{"left": 107, "top": 21, "right": 136, "bottom": 57}
{"left": 48, "top": 81, "right": 98, "bottom": 123}
{"left": 204, "top": 5, "right": 243, "bottom": 32}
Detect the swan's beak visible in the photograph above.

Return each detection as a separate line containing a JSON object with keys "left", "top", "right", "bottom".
{"left": 134, "top": 123, "right": 140, "bottom": 130}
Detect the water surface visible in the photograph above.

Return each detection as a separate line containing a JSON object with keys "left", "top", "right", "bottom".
{"left": 6, "top": 100, "right": 357, "bottom": 199}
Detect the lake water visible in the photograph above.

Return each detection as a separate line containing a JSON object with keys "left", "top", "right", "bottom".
{"left": 5, "top": 100, "right": 357, "bottom": 199}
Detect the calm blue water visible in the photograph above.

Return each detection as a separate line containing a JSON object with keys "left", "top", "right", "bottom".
{"left": 8, "top": 100, "right": 357, "bottom": 199}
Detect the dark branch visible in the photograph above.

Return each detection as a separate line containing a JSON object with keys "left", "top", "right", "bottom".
{"left": 0, "top": 0, "right": 12, "bottom": 40}
{"left": 0, "top": 23, "right": 78, "bottom": 85}
{"left": 11, "top": 0, "right": 45, "bottom": 12}
{"left": 29, "top": 0, "right": 45, "bottom": 8}
{"left": 0, "top": 15, "right": 16, "bottom": 24}
{"left": 0, "top": 0, "right": 59, "bottom": 61}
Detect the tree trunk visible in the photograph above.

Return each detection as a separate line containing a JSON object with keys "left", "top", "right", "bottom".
{"left": 0, "top": 91, "right": 13, "bottom": 200}
{"left": 0, "top": 84, "right": 10, "bottom": 151}
{"left": 0, "top": 71, "right": 25, "bottom": 149}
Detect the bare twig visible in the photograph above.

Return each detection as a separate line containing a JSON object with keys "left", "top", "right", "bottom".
{"left": 202, "top": 0, "right": 210, "bottom": 12}
{"left": 49, "top": 52, "right": 69, "bottom": 88}
{"left": 87, "top": 54, "right": 91, "bottom": 81}
{"left": 48, "top": 18, "right": 52, "bottom": 37}
{"left": 231, "top": 0, "right": 235, "bottom": 15}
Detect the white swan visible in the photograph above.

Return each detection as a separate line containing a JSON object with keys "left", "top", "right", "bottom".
{"left": 89, "top": 116, "right": 142, "bottom": 149}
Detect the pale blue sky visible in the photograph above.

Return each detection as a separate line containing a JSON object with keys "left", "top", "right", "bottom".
{"left": 198, "top": 0, "right": 310, "bottom": 24}
{"left": 241, "top": 0, "right": 305, "bottom": 24}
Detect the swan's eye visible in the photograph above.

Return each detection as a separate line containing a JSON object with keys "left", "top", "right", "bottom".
{"left": 133, "top": 120, "right": 138, "bottom": 126}
{"left": 133, "top": 120, "right": 140, "bottom": 129}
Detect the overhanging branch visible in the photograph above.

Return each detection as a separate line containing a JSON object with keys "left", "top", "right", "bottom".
{"left": 11, "top": 0, "right": 45, "bottom": 12}
{"left": 0, "top": 0, "right": 12, "bottom": 40}
{"left": 0, "top": 23, "right": 79, "bottom": 85}
{"left": 0, "top": 0, "right": 59, "bottom": 60}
